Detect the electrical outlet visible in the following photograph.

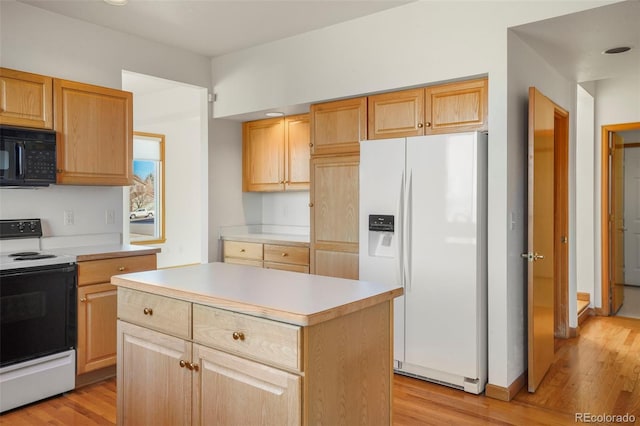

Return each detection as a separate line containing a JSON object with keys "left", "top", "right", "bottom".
{"left": 64, "top": 210, "right": 74, "bottom": 226}
{"left": 106, "top": 209, "right": 115, "bottom": 225}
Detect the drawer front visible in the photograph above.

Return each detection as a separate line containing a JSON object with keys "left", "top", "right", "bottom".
{"left": 263, "top": 244, "right": 309, "bottom": 266}
{"left": 224, "top": 257, "right": 263, "bottom": 268}
{"left": 118, "top": 288, "right": 191, "bottom": 339}
{"left": 192, "top": 304, "right": 301, "bottom": 371}
{"left": 79, "top": 254, "right": 157, "bottom": 286}
{"left": 263, "top": 262, "right": 309, "bottom": 274}
{"left": 223, "top": 241, "right": 263, "bottom": 260}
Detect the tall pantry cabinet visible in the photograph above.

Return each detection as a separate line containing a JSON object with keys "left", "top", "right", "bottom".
{"left": 309, "top": 97, "right": 366, "bottom": 279}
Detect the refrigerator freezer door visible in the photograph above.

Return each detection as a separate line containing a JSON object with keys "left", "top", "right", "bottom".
{"left": 405, "top": 132, "right": 482, "bottom": 379}
{"left": 359, "top": 138, "right": 406, "bottom": 363}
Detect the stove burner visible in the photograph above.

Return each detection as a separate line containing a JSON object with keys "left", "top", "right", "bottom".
{"left": 12, "top": 254, "right": 57, "bottom": 261}
{"left": 9, "top": 251, "right": 41, "bottom": 257}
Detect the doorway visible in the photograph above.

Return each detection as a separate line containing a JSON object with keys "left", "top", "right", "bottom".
{"left": 601, "top": 122, "right": 640, "bottom": 317}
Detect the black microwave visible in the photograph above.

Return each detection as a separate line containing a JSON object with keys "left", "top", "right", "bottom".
{"left": 0, "top": 126, "right": 57, "bottom": 187}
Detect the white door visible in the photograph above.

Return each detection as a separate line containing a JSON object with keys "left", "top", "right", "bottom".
{"left": 624, "top": 146, "right": 640, "bottom": 286}
{"left": 404, "top": 133, "right": 481, "bottom": 378}
{"left": 359, "top": 138, "right": 406, "bottom": 363}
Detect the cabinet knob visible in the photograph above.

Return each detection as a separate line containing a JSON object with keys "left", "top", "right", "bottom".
{"left": 308, "top": 202, "right": 314, "bottom": 207}
{"left": 118, "top": 266, "right": 125, "bottom": 271}
{"left": 190, "top": 362, "right": 199, "bottom": 372}
{"left": 179, "top": 359, "right": 187, "bottom": 368}
{"left": 417, "top": 123, "right": 424, "bottom": 128}
{"left": 425, "top": 122, "right": 432, "bottom": 127}
{"left": 240, "top": 249, "right": 246, "bottom": 253}
{"left": 143, "top": 307, "right": 153, "bottom": 316}
{"left": 56, "top": 169, "right": 64, "bottom": 173}
{"left": 232, "top": 331, "right": 245, "bottom": 341}
{"left": 308, "top": 143, "right": 313, "bottom": 148}
{"left": 80, "top": 297, "right": 87, "bottom": 303}
{"left": 281, "top": 252, "right": 288, "bottom": 257}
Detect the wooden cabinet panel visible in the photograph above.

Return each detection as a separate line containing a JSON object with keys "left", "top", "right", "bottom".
{"left": 368, "top": 88, "right": 424, "bottom": 139}
{"left": 263, "top": 262, "right": 310, "bottom": 274}
{"left": 310, "top": 97, "right": 366, "bottom": 155}
{"left": 54, "top": 78, "right": 133, "bottom": 185}
{"left": 424, "top": 77, "right": 488, "bottom": 134}
{"left": 310, "top": 155, "right": 359, "bottom": 279}
{"left": 77, "top": 283, "right": 117, "bottom": 374}
{"left": 117, "top": 321, "right": 192, "bottom": 426}
{"left": 118, "top": 287, "right": 191, "bottom": 339}
{"left": 285, "top": 114, "right": 310, "bottom": 190}
{"left": 193, "top": 344, "right": 301, "bottom": 426}
{"left": 243, "top": 117, "right": 284, "bottom": 192}
{"left": 223, "top": 240, "right": 263, "bottom": 263}
{"left": 193, "top": 304, "right": 301, "bottom": 371}
{"left": 0, "top": 68, "right": 53, "bottom": 129}
{"left": 78, "top": 254, "right": 157, "bottom": 286}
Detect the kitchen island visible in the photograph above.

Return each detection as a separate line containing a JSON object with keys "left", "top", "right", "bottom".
{"left": 112, "top": 261, "right": 402, "bottom": 426}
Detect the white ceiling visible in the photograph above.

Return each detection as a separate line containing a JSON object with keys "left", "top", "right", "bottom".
{"left": 18, "top": 0, "right": 413, "bottom": 58}
{"left": 512, "top": 0, "right": 640, "bottom": 83}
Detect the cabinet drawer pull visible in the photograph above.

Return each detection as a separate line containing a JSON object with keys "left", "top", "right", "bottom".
{"left": 143, "top": 307, "right": 153, "bottom": 316}
{"left": 232, "top": 331, "right": 245, "bottom": 341}
{"left": 118, "top": 266, "right": 125, "bottom": 271}
{"left": 240, "top": 249, "right": 246, "bottom": 253}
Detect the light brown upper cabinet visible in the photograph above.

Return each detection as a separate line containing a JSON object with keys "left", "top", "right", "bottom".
{"left": 367, "top": 77, "right": 488, "bottom": 139}
{"left": 0, "top": 68, "right": 53, "bottom": 129}
{"left": 55, "top": 79, "right": 133, "bottom": 185}
{"left": 310, "top": 97, "right": 367, "bottom": 156}
{"left": 243, "top": 114, "right": 310, "bottom": 192}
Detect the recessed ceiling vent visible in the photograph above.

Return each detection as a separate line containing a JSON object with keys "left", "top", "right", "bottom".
{"left": 603, "top": 46, "right": 632, "bottom": 55}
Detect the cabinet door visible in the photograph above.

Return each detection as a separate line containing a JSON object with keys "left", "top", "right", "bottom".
{"left": 77, "top": 283, "right": 117, "bottom": 374}
{"left": 243, "top": 117, "right": 284, "bottom": 192}
{"left": 284, "top": 114, "right": 310, "bottom": 190}
{"left": 424, "top": 77, "right": 488, "bottom": 134}
{"left": 0, "top": 68, "right": 53, "bottom": 129}
{"left": 193, "top": 344, "right": 301, "bottom": 426}
{"left": 310, "top": 97, "right": 366, "bottom": 156}
{"left": 54, "top": 79, "right": 133, "bottom": 185}
{"left": 310, "top": 155, "right": 359, "bottom": 279}
{"left": 368, "top": 88, "right": 425, "bottom": 139}
{"left": 117, "top": 321, "right": 192, "bottom": 426}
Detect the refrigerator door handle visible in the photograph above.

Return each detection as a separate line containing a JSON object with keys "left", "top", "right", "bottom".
{"left": 398, "top": 170, "right": 405, "bottom": 287}
{"left": 404, "top": 170, "right": 413, "bottom": 290}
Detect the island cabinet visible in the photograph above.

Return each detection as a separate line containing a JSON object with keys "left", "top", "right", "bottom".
{"left": 243, "top": 114, "right": 310, "bottom": 192}
{"left": 76, "top": 253, "right": 157, "bottom": 387}
{"left": 367, "top": 77, "right": 488, "bottom": 139}
{"left": 54, "top": 78, "right": 133, "bottom": 186}
{"left": 113, "top": 262, "right": 401, "bottom": 426}
{"left": 0, "top": 68, "right": 53, "bottom": 129}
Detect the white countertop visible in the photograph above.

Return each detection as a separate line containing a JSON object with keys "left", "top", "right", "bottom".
{"left": 112, "top": 262, "right": 402, "bottom": 326}
{"left": 219, "top": 224, "right": 309, "bottom": 246}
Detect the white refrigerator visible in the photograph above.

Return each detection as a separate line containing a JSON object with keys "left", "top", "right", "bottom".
{"left": 359, "top": 131, "right": 487, "bottom": 394}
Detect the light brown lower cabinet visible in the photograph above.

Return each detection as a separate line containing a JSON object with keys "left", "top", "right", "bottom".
{"left": 223, "top": 240, "right": 310, "bottom": 273}
{"left": 117, "top": 287, "right": 392, "bottom": 425}
{"left": 76, "top": 254, "right": 157, "bottom": 386}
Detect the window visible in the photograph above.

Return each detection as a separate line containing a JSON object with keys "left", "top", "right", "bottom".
{"left": 129, "top": 132, "right": 165, "bottom": 244}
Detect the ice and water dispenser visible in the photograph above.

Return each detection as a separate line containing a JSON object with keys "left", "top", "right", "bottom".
{"left": 368, "top": 214, "right": 396, "bottom": 258}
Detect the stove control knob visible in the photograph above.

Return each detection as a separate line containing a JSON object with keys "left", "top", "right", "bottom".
{"left": 29, "top": 222, "right": 37, "bottom": 231}
{"left": 17, "top": 222, "right": 25, "bottom": 232}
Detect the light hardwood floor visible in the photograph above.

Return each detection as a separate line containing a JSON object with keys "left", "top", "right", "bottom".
{"left": 1, "top": 316, "right": 638, "bottom": 425}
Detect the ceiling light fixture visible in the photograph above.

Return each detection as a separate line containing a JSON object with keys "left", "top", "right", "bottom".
{"left": 265, "top": 112, "right": 284, "bottom": 117}
{"left": 602, "top": 46, "right": 632, "bottom": 55}
{"left": 104, "top": 0, "right": 128, "bottom": 6}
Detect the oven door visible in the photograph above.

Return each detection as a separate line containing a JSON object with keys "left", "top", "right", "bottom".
{"left": 0, "top": 263, "right": 77, "bottom": 367}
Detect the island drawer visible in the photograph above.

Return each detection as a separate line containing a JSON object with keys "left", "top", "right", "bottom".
{"left": 223, "top": 241, "right": 263, "bottom": 260}
{"left": 118, "top": 288, "right": 191, "bottom": 339}
{"left": 192, "top": 304, "right": 301, "bottom": 371}
{"left": 263, "top": 244, "right": 309, "bottom": 266}
{"left": 79, "top": 254, "right": 157, "bottom": 286}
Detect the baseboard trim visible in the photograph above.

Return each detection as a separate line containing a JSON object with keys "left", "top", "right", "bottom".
{"left": 75, "top": 365, "right": 116, "bottom": 388}
{"left": 485, "top": 372, "right": 526, "bottom": 401}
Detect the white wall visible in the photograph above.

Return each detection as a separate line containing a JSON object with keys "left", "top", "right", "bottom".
{"left": 124, "top": 75, "right": 207, "bottom": 268}
{"left": 261, "top": 192, "right": 310, "bottom": 227}
{"left": 0, "top": 1, "right": 212, "bottom": 262}
{"left": 210, "top": 0, "right": 611, "bottom": 389}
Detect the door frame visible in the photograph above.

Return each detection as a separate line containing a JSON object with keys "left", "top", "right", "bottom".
{"left": 600, "top": 122, "right": 640, "bottom": 316}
